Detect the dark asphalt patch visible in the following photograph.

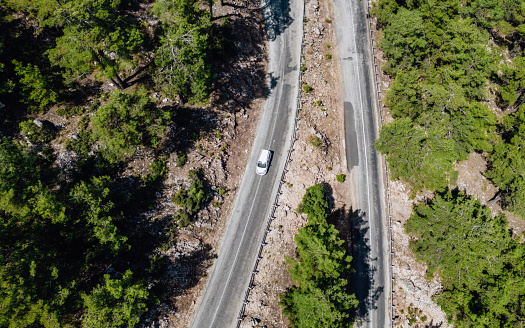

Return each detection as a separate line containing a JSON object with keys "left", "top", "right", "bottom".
{"left": 344, "top": 101, "right": 359, "bottom": 169}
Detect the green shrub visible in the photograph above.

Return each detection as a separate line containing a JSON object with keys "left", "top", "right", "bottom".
{"left": 82, "top": 270, "right": 148, "bottom": 328}
{"left": 316, "top": 100, "right": 322, "bottom": 106}
{"left": 303, "top": 83, "right": 312, "bottom": 93}
{"left": 172, "top": 169, "right": 208, "bottom": 225}
{"left": 296, "top": 183, "right": 328, "bottom": 220}
{"left": 19, "top": 119, "right": 56, "bottom": 144}
{"left": 325, "top": 18, "right": 332, "bottom": 23}
{"left": 327, "top": 166, "right": 332, "bottom": 171}
{"left": 176, "top": 152, "right": 187, "bottom": 167}
{"left": 65, "top": 116, "right": 93, "bottom": 158}
{"left": 336, "top": 174, "right": 346, "bottom": 182}
{"left": 325, "top": 53, "right": 332, "bottom": 60}
{"left": 13, "top": 60, "right": 58, "bottom": 112}
{"left": 303, "top": 17, "right": 309, "bottom": 23}
{"left": 92, "top": 89, "right": 172, "bottom": 163}
{"left": 281, "top": 183, "right": 357, "bottom": 327}
{"left": 308, "top": 135, "right": 325, "bottom": 150}
{"left": 149, "top": 156, "right": 168, "bottom": 178}
{"left": 56, "top": 106, "right": 85, "bottom": 118}
{"left": 301, "top": 65, "right": 307, "bottom": 72}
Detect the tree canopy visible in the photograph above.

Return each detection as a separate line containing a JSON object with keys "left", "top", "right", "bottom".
{"left": 0, "top": 0, "right": 238, "bottom": 325}
{"left": 406, "top": 189, "right": 525, "bottom": 327}
{"left": 91, "top": 89, "right": 172, "bottom": 163}
{"left": 280, "top": 184, "right": 358, "bottom": 328}
{"left": 153, "top": 0, "right": 213, "bottom": 103}
{"left": 373, "top": 0, "right": 507, "bottom": 192}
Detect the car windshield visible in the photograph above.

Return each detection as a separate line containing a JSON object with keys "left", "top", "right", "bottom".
{"left": 257, "top": 161, "right": 266, "bottom": 168}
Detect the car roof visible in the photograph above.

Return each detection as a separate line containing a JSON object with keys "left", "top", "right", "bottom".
{"left": 258, "top": 149, "right": 270, "bottom": 161}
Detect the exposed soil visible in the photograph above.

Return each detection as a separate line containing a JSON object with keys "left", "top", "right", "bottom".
{"left": 239, "top": 0, "right": 353, "bottom": 327}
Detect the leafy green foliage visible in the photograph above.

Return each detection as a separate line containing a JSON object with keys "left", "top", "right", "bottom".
{"left": 373, "top": 0, "right": 501, "bottom": 192}
{"left": 486, "top": 105, "right": 525, "bottom": 218}
{"left": 376, "top": 118, "right": 457, "bottom": 191}
{"left": 29, "top": 0, "right": 144, "bottom": 87}
{"left": 0, "top": 0, "right": 232, "bottom": 325}
{"left": 172, "top": 169, "right": 207, "bottom": 226}
{"left": 153, "top": 0, "right": 212, "bottom": 103}
{"left": 13, "top": 60, "right": 58, "bottom": 112}
{"left": 336, "top": 174, "right": 345, "bottom": 183}
{"left": 308, "top": 135, "right": 325, "bottom": 150}
{"left": 497, "top": 56, "right": 525, "bottom": 108}
{"left": 82, "top": 270, "right": 148, "bottom": 328}
{"left": 406, "top": 189, "right": 525, "bottom": 327}
{"left": 281, "top": 184, "right": 358, "bottom": 327}
{"left": 303, "top": 83, "right": 312, "bottom": 93}
{"left": 92, "top": 89, "right": 172, "bottom": 163}
{"left": 0, "top": 137, "right": 144, "bottom": 327}
{"left": 296, "top": 183, "right": 329, "bottom": 220}
{"left": 66, "top": 116, "right": 94, "bottom": 158}
{"left": 176, "top": 152, "right": 188, "bottom": 167}
{"left": 70, "top": 176, "right": 129, "bottom": 254}
{"left": 19, "top": 119, "right": 56, "bottom": 144}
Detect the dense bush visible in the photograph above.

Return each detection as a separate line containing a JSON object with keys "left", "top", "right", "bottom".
{"left": 373, "top": 0, "right": 500, "bottom": 192}
{"left": 82, "top": 270, "right": 149, "bottom": 328}
{"left": 406, "top": 189, "right": 525, "bottom": 327}
{"left": 172, "top": 169, "right": 207, "bottom": 226}
{"left": 282, "top": 183, "right": 357, "bottom": 327}
{"left": 92, "top": 89, "right": 172, "bottom": 163}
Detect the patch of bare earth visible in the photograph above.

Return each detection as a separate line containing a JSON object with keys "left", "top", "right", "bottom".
{"left": 240, "top": 0, "right": 352, "bottom": 327}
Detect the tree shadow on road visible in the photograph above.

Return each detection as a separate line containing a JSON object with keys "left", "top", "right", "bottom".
{"left": 349, "top": 207, "right": 383, "bottom": 323}
{"left": 263, "top": 0, "right": 294, "bottom": 42}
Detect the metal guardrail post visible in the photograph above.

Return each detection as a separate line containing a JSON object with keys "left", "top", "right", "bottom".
{"left": 236, "top": 0, "right": 307, "bottom": 326}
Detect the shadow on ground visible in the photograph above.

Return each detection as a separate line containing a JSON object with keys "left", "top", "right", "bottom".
{"left": 349, "top": 207, "right": 383, "bottom": 323}
{"left": 263, "top": 0, "right": 294, "bottom": 42}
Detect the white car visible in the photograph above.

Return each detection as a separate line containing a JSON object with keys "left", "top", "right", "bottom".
{"left": 256, "top": 149, "right": 272, "bottom": 175}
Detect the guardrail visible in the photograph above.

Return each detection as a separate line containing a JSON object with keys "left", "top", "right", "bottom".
{"left": 235, "top": 0, "right": 306, "bottom": 326}
{"left": 365, "top": 1, "right": 395, "bottom": 327}
{"left": 236, "top": 1, "right": 395, "bottom": 326}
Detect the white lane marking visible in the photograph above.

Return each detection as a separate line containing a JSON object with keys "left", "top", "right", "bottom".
{"left": 349, "top": 1, "right": 375, "bottom": 327}
{"left": 208, "top": 15, "right": 290, "bottom": 326}
{"left": 209, "top": 176, "right": 263, "bottom": 328}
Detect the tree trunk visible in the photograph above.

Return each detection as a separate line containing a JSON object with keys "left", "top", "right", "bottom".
{"left": 112, "top": 74, "right": 127, "bottom": 89}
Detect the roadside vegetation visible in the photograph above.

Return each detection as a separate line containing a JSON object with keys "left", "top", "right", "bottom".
{"left": 0, "top": 0, "right": 237, "bottom": 326}
{"left": 281, "top": 184, "right": 358, "bottom": 327}
{"left": 406, "top": 189, "right": 525, "bottom": 327}
{"left": 373, "top": 0, "right": 525, "bottom": 325}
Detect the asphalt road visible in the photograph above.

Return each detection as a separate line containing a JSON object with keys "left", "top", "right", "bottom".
{"left": 333, "top": 0, "right": 391, "bottom": 327}
{"left": 189, "top": 0, "right": 303, "bottom": 327}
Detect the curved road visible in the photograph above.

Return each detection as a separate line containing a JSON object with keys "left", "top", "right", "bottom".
{"left": 189, "top": 0, "right": 304, "bottom": 327}
{"left": 333, "top": 0, "right": 391, "bottom": 327}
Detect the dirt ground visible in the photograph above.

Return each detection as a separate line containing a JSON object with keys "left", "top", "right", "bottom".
{"left": 239, "top": 0, "right": 353, "bottom": 326}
